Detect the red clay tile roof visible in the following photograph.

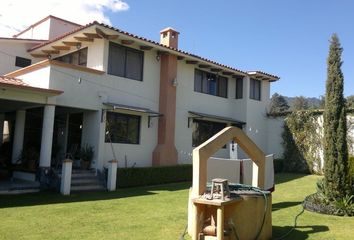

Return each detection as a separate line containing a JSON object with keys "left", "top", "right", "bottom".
{"left": 247, "top": 71, "right": 280, "bottom": 80}
{"left": 27, "top": 21, "right": 280, "bottom": 80}
{"left": 0, "top": 76, "right": 28, "bottom": 86}
{"left": 0, "top": 75, "right": 63, "bottom": 95}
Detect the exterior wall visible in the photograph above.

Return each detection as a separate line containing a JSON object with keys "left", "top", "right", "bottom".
{"left": 266, "top": 117, "right": 284, "bottom": 159}
{"left": 48, "top": 18, "right": 80, "bottom": 40}
{"left": 15, "top": 17, "right": 79, "bottom": 40}
{"left": 16, "top": 19, "right": 51, "bottom": 40}
{"left": 175, "top": 62, "right": 248, "bottom": 164}
{"left": 13, "top": 37, "right": 276, "bottom": 169}
{"left": 245, "top": 78, "right": 271, "bottom": 155}
{"left": 0, "top": 40, "right": 42, "bottom": 75}
{"left": 16, "top": 41, "right": 161, "bottom": 168}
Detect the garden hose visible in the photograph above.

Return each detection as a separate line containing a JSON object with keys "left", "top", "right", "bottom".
{"left": 273, "top": 203, "right": 305, "bottom": 240}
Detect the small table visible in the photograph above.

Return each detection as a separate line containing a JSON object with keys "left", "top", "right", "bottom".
{"left": 192, "top": 197, "right": 242, "bottom": 240}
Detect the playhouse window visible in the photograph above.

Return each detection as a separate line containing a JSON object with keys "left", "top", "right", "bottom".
{"left": 194, "top": 69, "right": 228, "bottom": 98}
{"left": 105, "top": 112, "right": 141, "bottom": 144}
{"left": 108, "top": 42, "right": 144, "bottom": 81}
{"left": 192, "top": 119, "right": 226, "bottom": 147}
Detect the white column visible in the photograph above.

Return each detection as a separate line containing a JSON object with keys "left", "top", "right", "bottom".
{"left": 0, "top": 114, "right": 4, "bottom": 146}
{"left": 12, "top": 110, "right": 26, "bottom": 164}
{"left": 60, "top": 159, "right": 72, "bottom": 195}
{"left": 107, "top": 160, "right": 118, "bottom": 191}
{"left": 39, "top": 105, "right": 55, "bottom": 167}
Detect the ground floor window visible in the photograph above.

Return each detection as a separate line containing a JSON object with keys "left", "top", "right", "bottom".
{"left": 192, "top": 119, "right": 227, "bottom": 147}
{"left": 105, "top": 112, "right": 140, "bottom": 144}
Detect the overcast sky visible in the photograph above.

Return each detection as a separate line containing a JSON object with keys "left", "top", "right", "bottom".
{"left": 1, "top": 0, "right": 353, "bottom": 98}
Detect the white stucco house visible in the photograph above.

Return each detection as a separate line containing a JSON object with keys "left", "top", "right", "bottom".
{"left": 0, "top": 16, "right": 279, "bottom": 178}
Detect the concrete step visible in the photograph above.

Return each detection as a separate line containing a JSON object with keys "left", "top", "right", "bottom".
{"left": 71, "top": 184, "right": 106, "bottom": 192}
{"left": 71, "top": 178, "right": 102, "bottom": 186}
{"left": 0, "top": 188, "right": 40, "bottom": 195}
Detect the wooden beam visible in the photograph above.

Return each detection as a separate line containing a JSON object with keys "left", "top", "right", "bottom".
{"left": 95, "top": 28, "right": 119, "bottom": 40}
{"left": 31, "top": 53, "right": 48, "bottom": 58}
{"left": 63, "top": 41, "right": 81, "bottom": 46}
{"left": 42, "top": 50, "right": 60, "bottom": 54}
{"left": 140, "top": 45, "right": 153, "bottom": 50}
{"left": 83, "top": 33, "right": 102, "bottom": 39}
{"left": 232, "top": 74, "right": 244, "bottom": 79}
{"left": 222, "top": 71, "right": 233, "bottom": 76}
{"left": 52, "top": 45, "right": 71, "bottom": 51}
{"left": 210, "top": 68, "right": 222, "bottom": 72}
{"left": 198, "top": 64, "right": 210, "bottom": 68}
{"left": 177, "top": 56, "right": 185, "bottom": 60}
{"left": 186, "top": 60, "right": 198, "bottom": 64}
{"left": 74, "top": 36, "right": 94, "bottom": 42}
{"left": 121, "top": 40, "right": 134, "bottom": 45}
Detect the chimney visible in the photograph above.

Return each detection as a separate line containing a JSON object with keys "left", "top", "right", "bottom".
{"left": 160, "top": 27, "right": 179, "bottom": 49}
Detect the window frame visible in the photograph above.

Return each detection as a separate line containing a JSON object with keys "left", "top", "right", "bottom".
{"left": 55, "top": 48, "right": 88, "bottom": 66}
{"left": 192, "top": 119, "right": 227, "bottom": 147}
{"left": 235, "top": 77, "right": 243, "bottom": 99}
{"left": 249, "top": 78, "right": 261, "bottom": 101}
{"left": 108, "top": 42, "right": 144, "bottom": 81}
{"left": 15, "top": 56, "right": 31, "bottom": 68}
{"left": 194, "top": 69, "right": 228, "bottom": 98}
{"left": 105, "top": 112, "right": 141, "bottom": 144}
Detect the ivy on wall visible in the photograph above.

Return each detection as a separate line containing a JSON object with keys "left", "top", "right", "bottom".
{"left": 282, "top": 111, "right": 323, "bottom": 173}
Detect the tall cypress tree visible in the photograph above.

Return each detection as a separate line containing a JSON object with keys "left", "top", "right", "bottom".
{"left": 323, "top": 34, "right": 351, "bottom": 199}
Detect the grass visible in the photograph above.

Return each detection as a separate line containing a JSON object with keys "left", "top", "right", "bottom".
{"left": 0, "top": 174, "right": 353, "bottom": 239}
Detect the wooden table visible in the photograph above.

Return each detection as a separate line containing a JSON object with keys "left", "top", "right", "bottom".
{"left": 192, "top": 197, "right": 242, "bottom": 240}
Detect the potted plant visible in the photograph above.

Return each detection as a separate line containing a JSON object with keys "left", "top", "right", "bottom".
{"left": 80, "top": 144, "right": 94, "bottom": 170}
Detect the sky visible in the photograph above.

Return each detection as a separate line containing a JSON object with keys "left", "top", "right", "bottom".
{"left": 1, "top": 0, "right": 353, "bottom": 98}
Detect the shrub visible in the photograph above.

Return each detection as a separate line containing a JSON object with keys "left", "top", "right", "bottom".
{"left": 117, "top": 164, "right": 192, "bottom": 188}
{"left": 273, "top": 158, "right": 284, "bottom": 173}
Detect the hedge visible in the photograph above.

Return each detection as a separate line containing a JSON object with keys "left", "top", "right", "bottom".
{"left": 117, "top": 164, "right": 192, "bottom": 188}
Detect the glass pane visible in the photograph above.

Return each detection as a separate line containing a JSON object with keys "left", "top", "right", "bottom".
{"left": 126, "top": 49, "right": 143, "bottom": 81}
{"left": 218, "top": 76, "right": 227, "bottom": 98}
{"left": 194, "top": 69, "right": 202, "bottom": 92}
{"left": 236, "top": 78, "right": 243, "bottom": 99}
{"left": 127, "top": 117, "right": 140, "bottom": 144}
{"left": 108, "top": 43, "right": 126, "bottom": 77}
{"left": 79, "top": 48, "right": 88, "bottom": 66}
{"left": 208, "top": 74, "right": 217, "bottom": 95}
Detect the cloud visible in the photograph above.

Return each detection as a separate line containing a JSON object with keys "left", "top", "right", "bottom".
{"left": 0, "top": 0, "right": 129, "bottom": 37}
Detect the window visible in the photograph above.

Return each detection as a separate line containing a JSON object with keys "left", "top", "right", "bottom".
{"left": 194, "top": 69, "right": 228, "bottom": 98}
{"left": 250, "top": 78, "right": 261, "bottom": 101}
{"left": 15, "top": 56, "right": 31, "bottom": 68}
{"left": 108, "top": 42, "right": 144, "bottom": 81}
{"left": 235, "top": 78, "right": 243, "bottom": 99}
{"left": 192, "top": 119, "right": 227, "bottom": 147}
{"left": 56, "top": 48, "right": 87, "bottom": 66}
{"left": 105, "top": 112, "right": 141, "bottom": 144}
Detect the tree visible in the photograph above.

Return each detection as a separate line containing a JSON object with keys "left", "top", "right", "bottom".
{"left": 268, "top": 93, "right": 290, "bottom": 114}
{"left": 292, "top": 96, "right": 309, "bottom": 111}
{"left": 323, "top": 34, "right": 351, "bottom": 199}
{"left": 346, "top": 95, "right": 354, "bottom": 109}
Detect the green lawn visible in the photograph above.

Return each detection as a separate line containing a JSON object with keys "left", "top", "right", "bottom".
{"left": 0, "top": 174, "right": 353, "bottom": 239}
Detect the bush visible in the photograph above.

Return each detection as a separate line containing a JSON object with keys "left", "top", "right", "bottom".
{"left": 273, "top": 158, "right": 284, "bottom": 173}
{"left": 349, "top": 155, "right": 354, "bottom": 178}
{"left": 117, "top": 164, "right": 192, "bottom": 188}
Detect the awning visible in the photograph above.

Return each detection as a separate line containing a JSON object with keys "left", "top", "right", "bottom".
{"left": 103, "top": 102, "right": 162, "bottom": 127}
{"left": 188, "top": 111, "right": 246, "bottom": 128}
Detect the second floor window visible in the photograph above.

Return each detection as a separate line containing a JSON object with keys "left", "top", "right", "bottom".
{"left": 194, "top": 69, "right": 228, "bottom": 98}
{"left": 108, "top": 42, "right": 144, "bottom": 81}
{"left": 235, "top": 77, "right": 243, "bottom": 99}
{"left": 56, "top": 48, "right": 87, "bottom": 66}
{"left": 250, "top": 78, "right": 261, "bottom": 101}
